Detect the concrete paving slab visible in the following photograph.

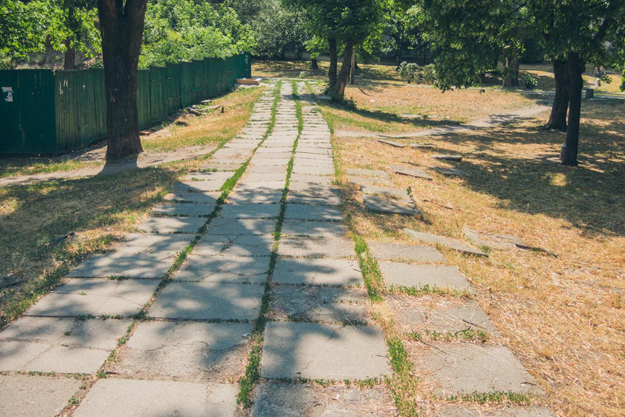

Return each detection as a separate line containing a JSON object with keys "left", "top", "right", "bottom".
{"left": 268, "top": 286, "right": 368, "bottom": 324}
{"left": 252, "top": 158, "right": 290, "bottom": 167}
{"left": 182, "top": 172, "right": 234, "bottom": 182}
{"left": 201, "top": 162, "right": 241, "bottom": 171}
{"left": 164, "top": 191, "right": 222, "bottom": 204}
{"left": 243, "top": 173, "right": 288, "bottom": 183}
{"left": 297, "top": 147, "right": 332, "bottom": 155}
{"left": 430, "top": 167, "right": 469, "bottom": 177}
{"left": 284, "top": 204, "right": 344, "bottom": 222}
{"left": 410, "top": 142, "right": 435, "bottom": 149}
{"left": 379, "top": 262, "right": 471, "bottom": 291}
{"left": 414, "top": 344, "right": 544, "bottom": 395}
{"left": 434, "top": 406, "right": 556, "bottom": 417}
{"left": 293, "top": 165, "right": 334, "bottom": 176}
{"left": 173, "top": 180, "right": 225, "bottom": 193}
{"left": 150, "top": 282, "right": 264, "bottom": 320}
{"left": 361, "top": 185, "right": 407, "bottom": 199}
{"left": 113, "top": 322, "right": 252, "bottom": 380}
{"left": 364, "top": 194, "right": 422, "bottom": 216}
{"left": 261, "top": 322, "right": 390, "bottom": 379}
{"left": 0, "top": 375, "right": 81, "bottom": 417}
{"left": 251, "top": 382, "right": 396, "bottom": 417}
{"left": 26, "top": 279, "right": 160, "bottom": 317}
{"left": 462, "top": 227, "right": 524, "bottom": 250}
{"left": 195, "top": 234, "right": 274, "bottom": 257}
{"left": 137, "top": 216, "right": 206, "bottom": 234}
{"left": 279, "top": 237, "right": 356, "bottom": 258}
{"left": 293, "top": 153, "right": 334, "bottom": 162}
{"left": 349, "top": 176, "right": 394, "bottom": 188}
{"left": 432, "top": 154, "right": 463, "bottom": 162}
{"left": 219, "top": 203, "right": 281, "bottom": 219}
{"left": 281, "top": 219, "right": 348, "bottom": 238}
{"left": 273, "top": 257, "right": 362, "bottom": 286}
{"left": 369, "top": 242, "right": 446, "bottom": 262}
{"left": 404, "top": 228, "right": 487, "bottom": 257}
{"left": 294, "top": 159, "right": 334, "bottom": 168}
{"left": 378, "top": 139, "right": 407, "bottom": 148}
{"left": 174, "top": 255, "right": 271, "bottom": 283}
{"left": 207, "top": 217, "right": 278, "bottom": 235}
{"left": 346, "top": 169, "right": 390, "bottom": 179}
{"left": 115, "top": 233, "right": 192, "bottom": 255}
{"left": 69, "top": 252, "right": 175, "bottom": 279}
{"left": 73, "top": 379, "right": 238, "bottom": 417}
{"left": 288, "top": 182, "right": 341, "bottom": 196}
{"left": 228, "top": 191, "right": 284, "bottom": 204}
{"left": 0, "top": 317, "right": 129, "bottom": 373}
{"left": 287, "top": 193, "right": 342, "bottom": 206}
{"left": 234, "top": 181, "right": 286, "bottom": 193}
{"left": 245, "top": 165, "right": 286, "bottom": 175}
{"left": 388, "top": 296, "right": 498, "bottom": 336}
{"left": 152, "top": 203, "right": 216, "bottom": 217}
{"left": 390, "top": 164, "right": 433, "bottom": 180}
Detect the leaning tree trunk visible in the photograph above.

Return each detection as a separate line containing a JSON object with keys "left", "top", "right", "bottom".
{"left": 328, "top": 38, "right": 338, "bottom": 90}
{"left": 546, "top": 58, "right": 569, "bottom": 131}
{"left": 64, "top": 39, "right": 76, "bottom": 70}
{"left": 562, "top": 52, "right": 585, "bottom": 167}
{"left": 97, "top": 0, "right": 148, "bottom": 161}
{"left": 332, "top": 40, "right": 354, "bottom": 100}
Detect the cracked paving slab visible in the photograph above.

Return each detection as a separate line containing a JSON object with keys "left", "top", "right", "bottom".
{"left": 272, "top": 257, "right": 362, "bottom": 286}
{"left": 174, "top": 255, "right": 271, "bottom": 284}
{"left": 0, "top": 375, "right": 82, "bottom": 417}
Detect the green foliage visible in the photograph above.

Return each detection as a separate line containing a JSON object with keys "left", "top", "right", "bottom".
{"left": 140, "top": 0, "right": 253, "bottom": 67}
{"left": 399, "top": 61, "right": 420, "bottom": 82}
{"left": 0, "top": 0, "right": 51, "bottom": 62}
{"left": 522, "top": 73, "right": 538, "bottom": 90}
{"left": 249, "top": 0, "right": 310, "bottom": 59}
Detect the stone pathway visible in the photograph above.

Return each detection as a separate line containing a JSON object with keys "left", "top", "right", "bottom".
{"left": 0, "top": 81, "right": 554, "bottom": 416}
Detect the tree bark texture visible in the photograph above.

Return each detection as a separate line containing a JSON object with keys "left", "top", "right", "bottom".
{"left": 547, "top": 58, "right": 569, "bottom": 131}
{"left": 562, "top": 52, "right": 585, "bottom": 167}
{"left": 328, "top": 38, "right": 338, "bottom": 89}
{"left": 349, "top": 47, "right": 356, "bottom": 85}
{"left": 64, "top": 39, "right": 76, "bottom": 70}
{"left": 97, "top": 0, "right": 148, "bottom": 161}
{"left": 332, "top": 40, "right": 354, "bottom": 100}
{"left": 503, "top": 58, "right": 519, "bottom": 87}
{"left": 311, "top": 58, "right": 318, "bottom": 70}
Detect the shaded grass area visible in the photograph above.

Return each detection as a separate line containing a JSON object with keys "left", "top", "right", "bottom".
{"left": 331, "top": 98, "right": 625, "bottom": 416}
{"left": 521, "top": 62, "right": 624, "bottom": 95}
{"left": 0, "top": 87, "right": 263, "bottom": 178}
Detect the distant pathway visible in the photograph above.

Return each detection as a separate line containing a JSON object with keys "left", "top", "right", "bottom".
{"left": 335, "top": 104, "right": 551, "bottom": 139}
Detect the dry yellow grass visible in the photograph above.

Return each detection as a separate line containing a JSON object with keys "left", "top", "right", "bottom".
{"left": 522, "top": 63, "right": 624, "bottom": 95}
{"left": 327, "top": 99, "right": 625, "bottom": 416}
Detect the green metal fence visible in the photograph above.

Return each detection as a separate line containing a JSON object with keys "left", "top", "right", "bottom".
{"left": 0, "top": 53, "right": 251, "bottom": 155}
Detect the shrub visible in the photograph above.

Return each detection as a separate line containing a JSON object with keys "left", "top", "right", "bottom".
{"left": 522, "top": 73, "right": 538, "bottom": 90}
{"left": 399, "top": 61, "right": 420, "bottom": 83}
{"left": 422, "top": 64, "right": 437, "bottom": 84}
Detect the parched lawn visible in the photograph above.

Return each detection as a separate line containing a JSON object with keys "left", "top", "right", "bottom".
{"left": 327, "top": 99, "right": 625, "bottom": 416}
{"left": 0, "top": 86, "right": 263, "bottom": 178}
{"left": 522, "top": 62, "right": 624, "bottom": 94}
{"left": 317, "top": 84, "right": 537, "bottom": 133}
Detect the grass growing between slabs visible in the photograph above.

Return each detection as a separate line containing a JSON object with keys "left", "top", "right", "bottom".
{"left": 325, "top": 91, "right": 625, "bottom": 416}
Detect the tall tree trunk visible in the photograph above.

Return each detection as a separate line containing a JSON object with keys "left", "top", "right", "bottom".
{"left": 311, "top": 58, "right": 318, "bottom": 70}
{"left": 328, "top": 38, "right": 338, "bottom": 89}
{"left": 562, "top": 52, "right": 585, "bottom": 167}
{"left": 332, "top": 40, "right": 354, "bottom": 100}
{"left": 349, "top": 47, "right": 356, "bottom": 85}
{"left": 64, "top": 39, "right": 76, "bottom": 70}
{"left": 97, "top": 0, "right": 148, "bottom": 161}
{"left": 503, "top": 57, "right": 520, "bottom": 87}
{"left": 546, "top": 58, "right": 569, "bottom": 131}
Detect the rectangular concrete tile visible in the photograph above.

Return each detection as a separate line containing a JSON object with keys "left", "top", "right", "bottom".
{"left": 284, "top": 204, "right": 344, "bottom": 222}
{"left": 69, "top": 252, "right": 176, "bottom": 279}
{"left": 288, "top": 182, "right": 341, "bottom": 197}
{"left": 195, "top": 234, "right": 274, "bottom": 257}
{"left": 73, "top": 379, "right": 238, "bottom": 417}
{"left": 219, "top": 203, "right": 281, "bottom": 219}
{"left": 390, "top": 164, "right": 433, "bottom": 180}
{"left": 379, "top": 261, "right": 471, "bottom": 291}
{"left": 0, "top": 317, "right": 130, "bottom": 373}
{"left": 281, "top": 219, "right": 348, "bottom": 238}
{"left": 361, "top": 186, "right": 407, "bottom": 199}
{"left": 0, "top": 375, "right": 81, "bottom": 417}
{"left": 364, "top": 194, "right": 422, "bottom": 216}
{"left": 287, "top": 193, "right": 342, "bottom": 206}
{"left": 404, "top": 228, "right": 488, "bottom": 257}
{"left": 413, "top": 344, "right": 544, "bottom": 395}
{"left": 369, "top": 242, "right": 446, "bottom": 262}
{"left": 268, "top": 286, "right": 369, "bottom": 324}
{"left": 182, "top": 172, "right": 234, "bottom": 182}
{"left": 246, "top": 165, "right": 287, "bottom": 175}
{"left": 150, "top": 282, "right": 264, "bottom": 320}
{"left": 174, "top": 255, "right": 270, "bottom": 284}
{"left": 164, "top": 191, "right": 222, "bottom": 204}
{"left": 293, "top": 165, "right": 334, "bottom": 176}
{"left": 201, "top": 162, "right": 240, "bottom": 172}
{"left": 227, "top": 191, "right": 284, "bottom": 204}
{"left": 261, "top": 322, "right": 391, "bottom": 380}
{"left": 387, "top": 296, "right": 499, "bottom": 336}
{"left": 207, "top": 217, "right": 278, "bottom": 235}
{"left": 434, "top": 405, "right": 556, "bottom": 417}
{"left": 243, "top": 173, "right": 288, "bottom": 182}
{"left": 173, "top": 180, "right": 225, "bottom": 193}
{"left": 279, "top": 237, "right": 356, "bottom": 259}
{"left": 112, "top": 322, "right": 252, "bottom": 380}
{"left": 234, "top": 181, "right": 286, "bottom": 193}
{"left": 137, "top": 216, "right": 206, "bottom": 234}
{"left": 152, "top": 203, "right": 216, "bottom": 217}
{"left": 273, "top": 257, "right": 362, "bottom": 286}
{"left": 115, "top": 233, "right": 192, "bottom": 255}
{"left": 26, "top": 279, "right": 160, "bottom": 317}
{"left": 251, "top": 382, "right": 396, "bottom": 417}
{"left": 290, "top": 173, "right": 333, "bottom": 183}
